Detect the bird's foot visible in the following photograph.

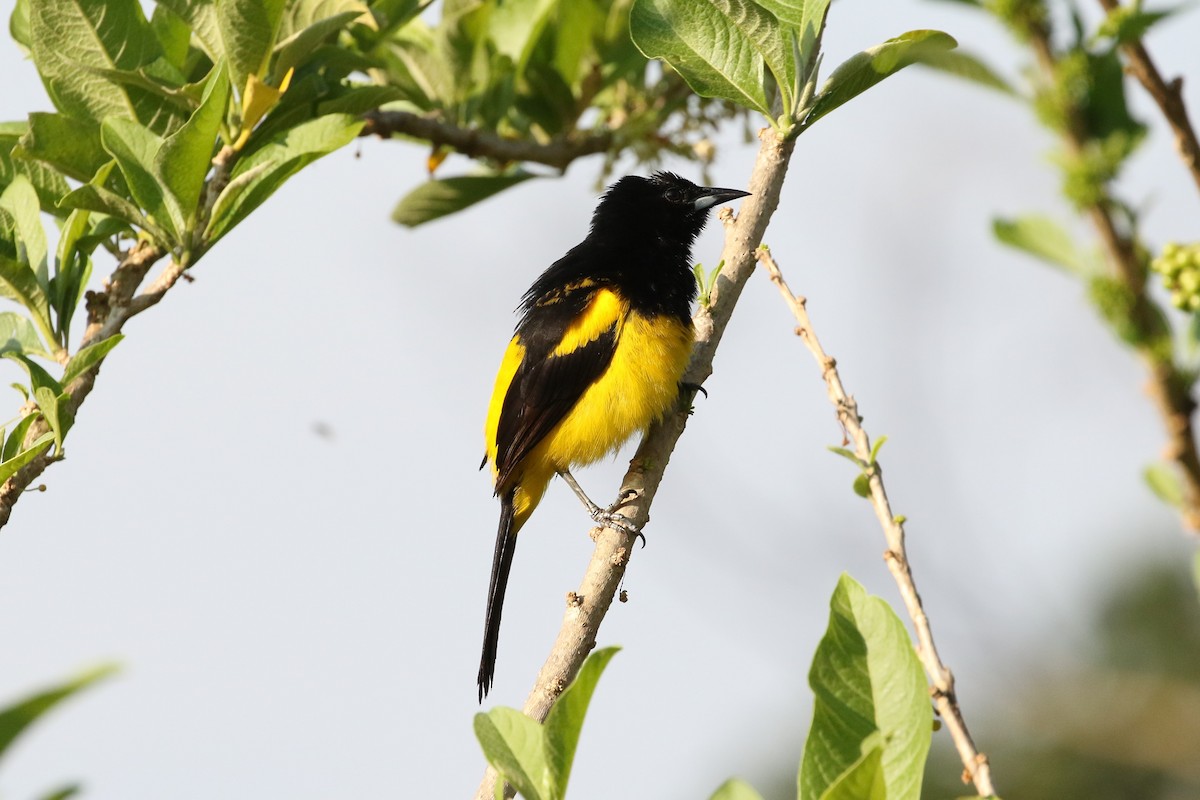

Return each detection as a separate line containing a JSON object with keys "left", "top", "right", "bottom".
{"left": 594, "top": 488, "right": 646, "bottom": 546}
{"left": 558, "top": 470, "right": 647, "bottom": 545}
{"left": 590, "top": 507, "right": 646, "bottom": 547}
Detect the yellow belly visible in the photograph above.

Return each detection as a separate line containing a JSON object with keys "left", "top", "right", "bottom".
{"left": 538, "top": 311, "right": 693, "bottom": 470}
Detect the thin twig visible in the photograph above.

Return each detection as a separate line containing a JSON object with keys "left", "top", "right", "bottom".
{"left": 472, "top": 127, "right": 795, "bottom": 800}
{"left": 361, "top": 110, "right": 613, "bottom": 171}
{"left": 1096, "top": 0, "right": 1200, "bottom": 195}
{"left": 757, "top": 245, "right": 997, "bottom": 799}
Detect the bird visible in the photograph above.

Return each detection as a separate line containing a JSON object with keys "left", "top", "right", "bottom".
{"left": 477, "top": 171, "right": 751, "bottom": 701}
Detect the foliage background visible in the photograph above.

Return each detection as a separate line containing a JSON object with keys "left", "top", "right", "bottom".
{"left": 0, "top": 1, "right": 1196, "bottom": 798}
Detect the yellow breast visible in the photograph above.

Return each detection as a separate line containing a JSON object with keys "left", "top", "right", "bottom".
{"left": 538, "top": 306, "right": 694, "bottom": 470}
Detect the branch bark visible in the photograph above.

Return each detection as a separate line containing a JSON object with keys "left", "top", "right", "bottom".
{"left": 758, "top": 245, "right": 997, "bottom": 798}
{"left": 361, "top": 110, "right": 613, "bottom": 171}
{"left": 472, "top": 127, "right": 795, "bottom": 800}
{"left": 1096, "top": 0, "right": 1200, "bottom": 195}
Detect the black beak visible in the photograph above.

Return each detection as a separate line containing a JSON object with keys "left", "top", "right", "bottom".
{"left": 694, "top": 187, "right": 752, "bottom": 211}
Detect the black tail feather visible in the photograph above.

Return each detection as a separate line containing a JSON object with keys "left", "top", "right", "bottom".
{"left": 478, "top": 490, "right": 517, "bottom": 702}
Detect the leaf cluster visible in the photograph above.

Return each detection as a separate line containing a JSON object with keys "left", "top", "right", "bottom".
{"left": 373, "top": 0, "right": 750, "bottom": 225}
{"left": 476, "top": 577, "right": 941, "bottom": 800}
{"left": 629, "top": 0, "right": 957, "bottom": 139}
{"left": 0, "top": 0, "right": 372, "bottom": 479}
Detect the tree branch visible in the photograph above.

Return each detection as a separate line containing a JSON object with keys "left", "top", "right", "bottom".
{"left": 0, "top": 240, "right": 167, "bottom": 528}
{"left": 758, "top": 245, "right": 997, "bottom": 798}
{"left": 1026, "top": 30, "right": 1200, "bottom": 532}
{"left": 360, "top": 110, "right": 613, "bottom": 170}
{"left": 1096, "top": 0, "right": 1200, "bottom": 195}
{"left": 472, "top": 127, "right": 795, "bottom": 800}
{"left": 0, "top": 145, "right": 234, "bottom": 530}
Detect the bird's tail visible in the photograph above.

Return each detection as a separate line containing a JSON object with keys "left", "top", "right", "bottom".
{"left": 478, "top": 488, "right": 518, "bottom": 702}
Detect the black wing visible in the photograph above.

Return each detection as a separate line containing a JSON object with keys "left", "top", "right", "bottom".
{"left": 494, "top": 282, "right": 619, "bottom": 490}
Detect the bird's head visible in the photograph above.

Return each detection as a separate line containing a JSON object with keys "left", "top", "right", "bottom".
{"left": 590, "top": 172, "right": 751, "bottom": 247}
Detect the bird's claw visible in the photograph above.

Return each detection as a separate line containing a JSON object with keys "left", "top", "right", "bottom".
{"left": 592, "top": 501, "right": 647, "bottom": 548}
{"left": 592, "top": 508, "right": 640, "bottom": 534}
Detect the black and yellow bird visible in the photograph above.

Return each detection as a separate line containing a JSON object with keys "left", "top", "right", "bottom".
{"left": 477, "top": 172, "right": 750, "bottom": 700}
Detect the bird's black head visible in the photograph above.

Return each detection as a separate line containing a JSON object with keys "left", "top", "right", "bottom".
{"left": 523, "top": 172, "right": 750, "bottom": 322}
{"left": 588, "top": 171, "right": 750, "bottom": 248}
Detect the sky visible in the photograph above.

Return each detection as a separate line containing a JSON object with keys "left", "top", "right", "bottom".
{"left": 0, "top": 2, "right": 1198, "bottom": 799}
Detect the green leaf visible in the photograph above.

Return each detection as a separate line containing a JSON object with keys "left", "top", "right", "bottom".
{"left": 542, "top": 0, "right": 596, "bottom": 87}
{"left": 156, "top": 62, "right": 231, "bottom": 239}
{"left": 27, "top": 0, "right": 182, "bottom": 134}
{"left": 0, "top": 664, "right": 117, "bottom": 759}
{"left": 827, "top": 445, "right": 861, "bottom": 465}
{"left": 0, "top": 127, "right": 72, "bottom": 217}
{"left": 710, "top": 777, "right": 767, "bottom": 800}
{"left": 157, "top": 0, "right": 223, "bottom": 64}
{"left": 805, "top": 30, "right": 958, "bottom": 129}
{"left": 57, "top": 184, "right": 160, "bottom": 241}
{"left": 1143, "top": 463, "right": 1184, "bottom": 508}
{"left": 868, "top": 435, "right": 887, "bottom": 465}
{"left": 630, "top": 0, "right": 773, "bottom": 117}
{"left": 206, "top": 113, "right": 363, "bottom": 242}
{"left": 768, "top": 0, "right": 825, "bottom": 73}
{"left": 0, "top": 312, "right": 50, "bottom": 358}
{"left": 279, "top": 0, "right": 373, "bottom": 37}
{"left": 0, "top": 174, "right": 49, "bottom": 285}
{"left": 34, "top": 385, "right": 70, "bottom": 453}
{"left": 852, "top": 472, "right": 871, "bottom": 498}
{"left": 217, "top": 0, "right": 288, "bottom": 95}
{"left": 37, "top": 785, "right": 81, "bottom": 800}
{"left": 914, "top": 48, "right": 1015, "bottom": 95}
{"left": 151, "top": 4, "right": 193, "bottom": 69}
{"left": 490, "top": 0, "right": 560, "bottom": 74}
{"left": 80, "top": 58, "right": 196, "bottom": 110}
{"left": 391, "top": 172, "right": 537, "bottom": 227}
{"left": 3, "top": 352, "right": 63, "bottom": 395}
{"left": 0, "top": 253, "right": 53, "bottom": 338}
{"left": 370, "top": 0, "right": 425, "bottom": 37}
{"left": 51, "top": 207, "right": 94, "bottom": 344}
{"left": 798, "top": 575, "right": 931, "bottom": 800}
{"left": 10, "top": 0, "right": 32, "bottom": 53}
{"left": 315, "top": 84, "right": 406, "bottom": 116}
{"left": 475, "top": 646, "right": 620, "bottom": 800}
{"left": 1096, "top": 3, "right": 1178, "bottom": 44}
{"left": 1, "top": 412, "right": 37, "bottom": 462}
{"left": 992, "top": 215, "right": 1086, "bottom": 273}
{"left": 1080, "top": 49, "right": 1145, "bottom": 144}
{"left": 542, "top": 646, "right": 620, "bottom": 795}
{"left": 274, "top": 9, "right": 366, "bottom": 80}
{"left": 13, "top": 113, "right": 109, "bottom": 184}
{"left": 0, "top": 431, "right": 54, "bottom": 485}
{"left": 475, "top": 708, "right": 551, "bottom": 800}
{"left": 62, "top": 335, "right": 124, "bottom": 386}
{"left": 819, "top": 741, "right": 887, "bottom": 800}
{"left": 100, "top": 117, "right": 178, "bottom": 244}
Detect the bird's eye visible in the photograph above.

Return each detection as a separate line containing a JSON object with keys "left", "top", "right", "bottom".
{"left": 663, "top": 187, "right": 683, "bottom": 203}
